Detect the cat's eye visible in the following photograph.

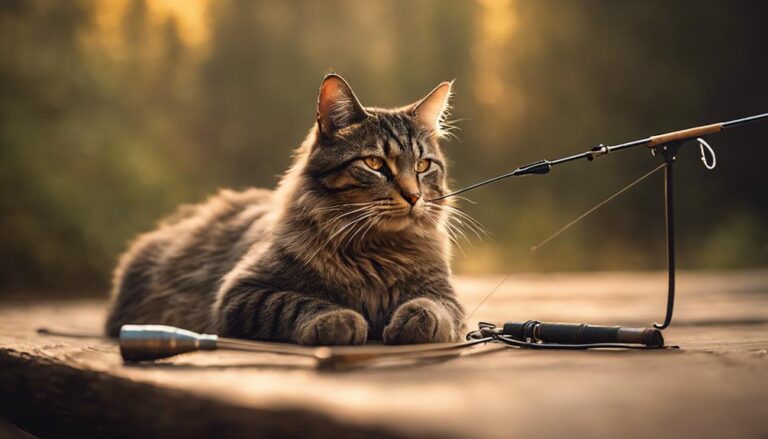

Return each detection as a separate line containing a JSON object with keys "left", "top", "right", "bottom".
{"left": 415, "top": 158, "right": 431, "bottom": 173}
{"left": 364, "top": 156, "right": 384, "bottom": 171}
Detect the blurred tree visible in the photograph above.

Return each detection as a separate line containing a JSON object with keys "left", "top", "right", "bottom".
{"left": 0, "top": 0, "right": 766, "bottom": 297}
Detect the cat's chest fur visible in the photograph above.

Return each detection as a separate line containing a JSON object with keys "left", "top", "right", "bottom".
{"left": 320, "top": 252, "right": 429, "bottom": 337}
{"left": 264, "top": 234, "right": 447, "bottom": 337}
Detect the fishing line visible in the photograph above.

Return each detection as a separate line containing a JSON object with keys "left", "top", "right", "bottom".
{"left": 465, "top": 267, "right": 520, "bottom": 321}
{"left": 530, "top": 162, "right": 666, "bottom": 252}
{"left": 466, "top": 162, "right": 667, "bottom": 320}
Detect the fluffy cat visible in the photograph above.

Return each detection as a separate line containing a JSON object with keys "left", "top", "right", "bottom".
{"left": 105, "top": 74, "right": 466, "bottom": 345}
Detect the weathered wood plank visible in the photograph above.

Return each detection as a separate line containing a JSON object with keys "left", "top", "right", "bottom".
{"left": 1, "top": 271, "right": 767, "bottom": 438}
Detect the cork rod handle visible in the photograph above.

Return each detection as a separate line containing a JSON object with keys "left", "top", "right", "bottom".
{"left": 648, "top": 123, "right": 723, "bottom": 147}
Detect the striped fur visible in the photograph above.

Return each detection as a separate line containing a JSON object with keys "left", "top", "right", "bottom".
{"left": 105, "top": 74, "right": 466, "bottom": 345}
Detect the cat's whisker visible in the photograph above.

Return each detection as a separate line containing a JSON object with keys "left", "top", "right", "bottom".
{"left": 422, "top": 210, "right": 465, "bottom": 257}
{"left": 441, "top": 221, "right": 466, "bottom": 257}
{"left": 324, "top": 217, "right": 363, "bottom": 250}
{"left": 310, "top": 200, "right": 392, "bottom": 260}
{"left": 317, "top": 200, "right": 391, "bottom": 227}
{"left": 338, "top": 210, "right": 378, "bottom": 250}
{"left": 347, "top": 215, "right": 379, "bottom": 252}
{"left": 445, "top": 223, "right": 462, "bottom": 245}
{"left": 315, "top": 197, "right": 392, "bottom": 213}
{"left": 452, "top": 195, "right": 477, "bottom": 205}
{"left": 457, "top": 217, "right": 492, "bottom": 241}
{"left": 357, "top": 215, "right": 380, "bottom": 245}
{"left": 330, "top": 204, "right": 377, "bottom": 218}
{"left": 328, "top": 210, "right": 379, "bottom": 255}
{"left": 440, "top": 213, "right": 471, "bottom": 243}
{"left": 315, "top": 201, "right": 377, "bottom": 213}
{"left": 440, "top": 204, "right": 486, "bottom": 227}
{"left": 305, "top": 212, "right": 369, "bottom": 264}
{"left": 318, "top": 205, "right": 377, "bottom": 233}
{"left": 449, "top": 216, "right": 484, "bottom": 242}
{"left": 429, "top": 211, "right": 454, "bottom": 238}
{"left": 440, "top": 205, "right": 492, "bottom": 239}
{"left": 451, "top": 236, "right": 466, "bottom": 258}
{"left": 344, "top": 210, "right": 381, "bottom": 248}
{"left": 444, "top": 220, "right": 475, "bottom": 254}
{"left": 424, "top": 210, "right": 450, "bottom": 238}
{"left": 445, "top": 220, "right": 471, "bottom": 248}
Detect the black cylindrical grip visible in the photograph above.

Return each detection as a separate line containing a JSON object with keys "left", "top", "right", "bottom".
{"left": 501, "top": 321, "right": 664, "bottom": 347}
{"left": 538, "top": 322, "right": 619, "bottom": 344}
{"left": 501, "top": 321, "right": 529, "bottom": 340}
{"left": 617, "top": 327, "right": 664, "bottom": 347}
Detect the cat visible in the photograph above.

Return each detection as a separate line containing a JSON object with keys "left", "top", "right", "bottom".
{"left": 105, "top": 74, "right": 466, "bottom": 345}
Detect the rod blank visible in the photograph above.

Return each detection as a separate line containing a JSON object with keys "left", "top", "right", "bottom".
{"left": 118, "top": 324, "right": 482, "bottom": 369}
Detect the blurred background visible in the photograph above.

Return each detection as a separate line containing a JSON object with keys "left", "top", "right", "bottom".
{"left": 1, "top": 0, "right": 766, "bottom": 297}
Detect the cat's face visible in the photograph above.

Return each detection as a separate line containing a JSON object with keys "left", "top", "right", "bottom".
{"left": 302, "top": 75, "right": 453, "bottom": 235}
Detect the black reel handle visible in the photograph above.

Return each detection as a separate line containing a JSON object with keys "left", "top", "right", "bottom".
{"left": 500, "top": 320, "right": 664, "bottom": 347}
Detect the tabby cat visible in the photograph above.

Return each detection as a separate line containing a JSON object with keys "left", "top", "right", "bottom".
{"left": 105, "top": 74, "right": 466, "bottom": 345}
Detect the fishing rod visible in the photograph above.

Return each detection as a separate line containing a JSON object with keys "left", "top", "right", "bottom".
{"left": 437, "top": 112, "right": 768, "bottom": 345}
{"left": 432, "top": 112, "right": 767, "bottom": 201}
{"left": 118, "top": 324, "right": 492, "bottom": 369}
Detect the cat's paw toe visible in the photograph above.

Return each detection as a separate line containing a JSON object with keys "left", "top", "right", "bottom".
{"left": 296, "top": 309, "right": 368, "bottom": 346}
{"left": 383, "top": 298, "right": 456, "bottom": 344}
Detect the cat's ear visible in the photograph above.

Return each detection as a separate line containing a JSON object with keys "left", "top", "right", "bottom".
{"left": 317, "top": 74, "right": 369, "bottom": 139}
{"left": 411, "top": 81, "right": 453, "bottom": 137}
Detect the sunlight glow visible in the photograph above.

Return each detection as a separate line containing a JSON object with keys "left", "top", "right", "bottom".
{"left": 473, "top": 0, "right": 517, "bottom": 106}
{"left": 86, "top": 0, "right": 210, "bottom": 52}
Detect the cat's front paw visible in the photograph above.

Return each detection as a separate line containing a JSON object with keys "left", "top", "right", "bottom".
{"left": 295, "top": 309, "right": 368, "bottom": 346}
{"left": 383, "top": 298, "right": 457, "bottom": 344}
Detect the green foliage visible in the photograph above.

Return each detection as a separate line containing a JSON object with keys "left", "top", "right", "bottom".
{"left": 1, "top": 0, "right": 766, "bottom": 295}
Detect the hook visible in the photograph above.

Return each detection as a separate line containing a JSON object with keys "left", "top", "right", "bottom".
{"left": 697, "top": 137, "right": 716, "bottom": 170}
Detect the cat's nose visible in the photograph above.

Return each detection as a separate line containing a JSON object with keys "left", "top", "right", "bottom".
{"left": 401, "top": 191, "right": 421, "bottom": 206}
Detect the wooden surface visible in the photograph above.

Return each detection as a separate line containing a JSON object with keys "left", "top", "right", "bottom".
{"left": 1, "top": 270, "right": 767, "bottom": 438}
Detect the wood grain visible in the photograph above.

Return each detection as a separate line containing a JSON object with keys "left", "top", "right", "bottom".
{"left": 1, "top": 270, "right": 767, "bottom": 438}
